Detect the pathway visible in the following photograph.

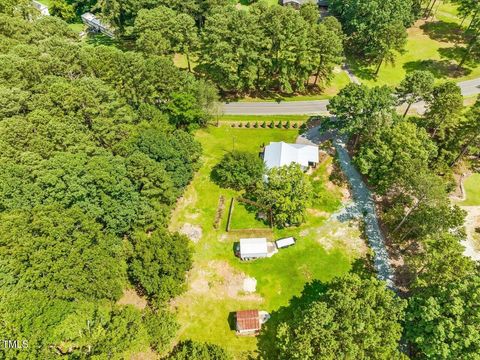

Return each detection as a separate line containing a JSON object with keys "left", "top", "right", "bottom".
{"left": 298, "top": 127, "right": 395, "bottom": 288}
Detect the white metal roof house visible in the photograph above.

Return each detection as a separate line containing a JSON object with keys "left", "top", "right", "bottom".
{"left": 263, "top": 142, "right": 319, "bottom": 171}
{"left": 239, "top": 238, "right": 268, "bottom": 260}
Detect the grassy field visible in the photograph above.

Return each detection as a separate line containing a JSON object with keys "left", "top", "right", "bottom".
{"left": 218, "top": 115, "right": 310, "bottom": 123}
{"left": 460, "top": 173, "right": 480, "bottom": 206}
{"left": 353, "top": 3, "right": 480, "bottom": 87}
{"left": 169, "top": 126, "right": 366, "bottom": 358}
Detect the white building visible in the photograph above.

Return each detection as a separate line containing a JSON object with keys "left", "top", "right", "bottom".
{"left": 263, "top": 141, "right": 319, "bottom": 171}
{"left": 238, "top": 238, "right": 268, "bottom": 260}
{"left": 275, "top": 237, "right": 296, "bottom": 249}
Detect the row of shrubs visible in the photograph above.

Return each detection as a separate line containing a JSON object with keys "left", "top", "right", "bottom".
{"left": 230, "top": 121, "right": 306, "bottom": 129}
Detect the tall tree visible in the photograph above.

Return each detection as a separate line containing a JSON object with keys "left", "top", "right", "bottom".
{"left": 327, "top": 84, "right": 396, "bottom": 148}
{"left": 255, "top": 163, "right": 312, "bottom": 228}
{"left": 276, "top": 274, "right": 406, "bottom": 359}
{"left": 405, "top": 275, "right": 480, "bottom": 359}
{"left": 329, "top": 0, "right": 414, "bottom": 73}
{"left": 396, "top": 70, "right": 435, "bottom": 117}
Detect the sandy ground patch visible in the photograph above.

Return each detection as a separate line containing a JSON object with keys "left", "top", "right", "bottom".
{"left": 179, "top": 223, "right": 203, "bottom": 243}
{"left": 172, "top": 260, "right": 262, "bottom": 308}
{"left": 130, "top": 348, "right": 157, "bottom": 360}
{"left": 462, "top": 206, "right": 480, "bottom": 260}
{"left": 117, "top": 289, "right": 148, "bottom": 310}
{"left": 312, "top": 218, "right": 368, "bottom": 258}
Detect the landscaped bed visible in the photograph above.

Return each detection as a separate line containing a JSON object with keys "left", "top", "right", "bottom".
{"left": 169, "top": 125, "right": 367, "bottom": 357}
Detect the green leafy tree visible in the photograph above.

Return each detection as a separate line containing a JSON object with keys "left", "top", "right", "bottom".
{"left": 327, "top": 84, "right": 396, "bottom": 148}
{"left": 405, "top": 275, "right": 480, "bottom": 359}
{"left": 396, "top": 70, "right": 435, "bottom": 117}
{"left": 407, "top": 232, "right": 475, "bottom": 288}
{"left": 0, "top": 206, "right": 126, "bottom": 301}
{"left": 167, "top": 340, "right": 231, "bottom": 360}
{"left": 212, "top": 151, "right": 265, "bottom": 190}
{"left": 424, "top": 81, "right": 463, "bottom": 140}
{"left": 329, "top": 0, "right": 414, "bottom": 73}
{"left": 129, "top": 229, "right": 193, "bottom": 302}
{"left": 50, "top": 0, "right": 76, "bottom": 22}
{"left": 143, "top": 309, "right": 179, "bottom": 354}
{"left": 256, "top": 164, "right": 312, "bottom": 227}
{"left": 355, "top": 121, "right": 436, "bottom": 193}
{"left": 276, "top": 274, "right": 406, "bottom": 359}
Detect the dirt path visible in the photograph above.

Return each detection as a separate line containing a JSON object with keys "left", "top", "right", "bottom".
{"left": 298, "top": 129, "right": 395, "bottom": 289}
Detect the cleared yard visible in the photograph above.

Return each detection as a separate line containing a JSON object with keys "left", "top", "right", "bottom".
{"left": 169, "top": 126, "right": 367, "bottom": 357}
{"left": 460, "top": 173, "right": 480, "bottom": 206}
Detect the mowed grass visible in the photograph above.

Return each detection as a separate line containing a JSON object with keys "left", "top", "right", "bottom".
{"left": 460, "top": 173, "right": 480, "bottom": 206}
{"left": 170, "top": 126, "right": 356, "bottom": 358}
{"left": 353, "top": 3, "right": 480, "bottom": 86}
{"left": 238, "top": 70, "right": 351, "bottom": 102}
{"left": 218, "top": 115, "right": 310, "bottom": 123}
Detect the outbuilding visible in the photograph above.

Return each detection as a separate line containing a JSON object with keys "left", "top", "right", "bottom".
{"left": 275, "top": 237, "right": 296, "bottom": 249}
{"left": 238, "top": 238, "right": 268, "bottom": 260}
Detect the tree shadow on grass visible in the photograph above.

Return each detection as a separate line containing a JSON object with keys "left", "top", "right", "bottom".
{"left": 420, "top": 20, "right": 466, "bottom": 44}
{"left": 403, "top": 59, "right": 471, "bottom": 79}
{"left": 256, "top": 279, "right": 329, "bottom": 360}
{"left": 257, "top": 259, "right": 376, "bottom": 359}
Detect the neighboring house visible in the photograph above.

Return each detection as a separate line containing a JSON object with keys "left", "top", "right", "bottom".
{"left": 263, "top": 141, "right": 319, "bottom": 171}
{"left": 32, "top": 0, "right": 49, "bottom": 16}
{"left": 235, "top": 310, "right": 270, "bottom": 336}
{"left": 81, "top": 12, "right": 114, "bottom": 38}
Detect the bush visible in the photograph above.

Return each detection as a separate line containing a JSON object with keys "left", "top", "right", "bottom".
{"left": 144, "top": 309, "right": 179, "bottom": 354}
{"left": 285, "top": 120, "right": 291, "bottom": 129}
{"left": 254, "top": 121, "right": 259, "bottom": 128}
{"left": 212, "top": 151, "right": 265, "bottom": 190}
{"left": 129, "top": 229, "right": 193, "bottom": 302}
{"left": 231, "top": 123, "right": 236, "bottom": 127}
{"left": 238, "top": 122, "right": 243, "bottom": 127}
{"left": 269, "top": 121, "right": 274, "bottom": 128}
{"left": 293, "top": 122, "right": 298, "bottom": 128}
{"left": 246, "top": 122, "right": 251, "bottom": 128}
{"left": 167, "top": 340, "right": 231, "bottom": 360}
{"left": 276, "top": 121, "right": 282, "bottom": 128}
{"left": 261, "top": 121, "right": 267, "bottom": 128}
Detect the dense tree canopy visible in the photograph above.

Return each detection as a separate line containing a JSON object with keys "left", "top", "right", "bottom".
{"left": 329, "top": 0, "right": 414, "bottom": 72}
{"left": 275, "top": 274, "right": 406, "bottom": 359}
{"left": 255, "top": 164, "right": 312, "bottom": 227}
{"left": 212, "top": 151, "right": 265, "bottom": 190}
{"left": 0, "top": 8, "right": 209, "bottom": 359}
{"left": 405, "top": 275, "right": 480, "bottom": 359}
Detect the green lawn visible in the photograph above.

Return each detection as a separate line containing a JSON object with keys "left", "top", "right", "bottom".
{"left": 460, "top": 173, "right": 480, "bottom": 206}
{"left": 238, "top": 70, "right": 351, "bottom": 102}
{"left": 352, "top": 5, "right": 480, "bottom": 87}
{"left": 218, "top": 115, "right": 310, "bottom": 123}
{"left": 170, "top": 126, "right": 363, "bottom": 358}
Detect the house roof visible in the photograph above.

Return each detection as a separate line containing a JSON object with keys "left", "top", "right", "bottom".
{"left": 236, "top": 310, "right": 260, "bottom": 331}
{"left": 263, "top": 142, "right": 319, "bottom": 170}
{"left": 239, "top": 238, "right": 268, "bottom": 257}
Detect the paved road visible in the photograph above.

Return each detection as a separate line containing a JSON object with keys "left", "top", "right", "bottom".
{"left": 223, "top": 77, "right": 480, "bottom": 115}
{"left": 298, "top": 126, "right": 396, "bottom": 288}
